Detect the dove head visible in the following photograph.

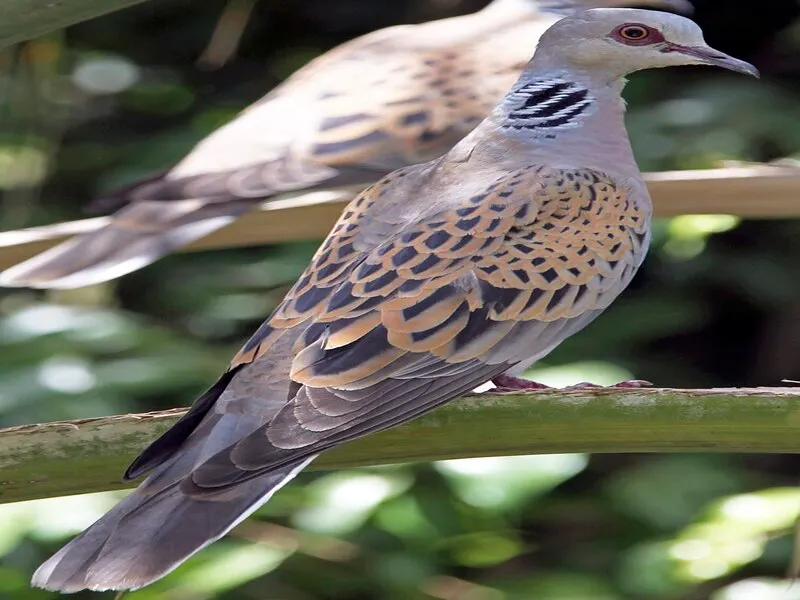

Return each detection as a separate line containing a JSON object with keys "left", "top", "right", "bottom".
{"left": 532, "top": 8, "right": 758, "bottom": 81}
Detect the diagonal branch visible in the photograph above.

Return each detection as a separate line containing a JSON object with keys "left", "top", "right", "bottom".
{"left": 0, "top": 0, "right": 155, "bottom": 48}
{"left": 1, "top": 386, "right": 798, "bottom": 504}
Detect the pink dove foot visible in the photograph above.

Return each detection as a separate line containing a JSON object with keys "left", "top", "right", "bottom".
{"left": 490, "top": 376, "right": 653, "bottom": 392}
{"left": 561, "top": 379, "right": 653, "bottom": 391}
{"left": 491, "top": 375, "right": 552, "bottom": 391}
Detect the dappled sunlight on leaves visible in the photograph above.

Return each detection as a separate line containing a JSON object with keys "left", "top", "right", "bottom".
{"left": 435, "top": 454, "right": 588, "bottom": 511}
{"left": 0, "top": 144, "right": 49, "bottom": 189}
{"left": 664, "top": 215, "right": 741, "bottom": 261}
{"left": 669, "top": 488, "right": 800, "bottom": 582}
{"left": 524, "top": 361, "right": 634, "bottom": 387}
{"left": 0, "top": 491, "right": 124, "bottom": 553}
{"left": 292, "top": 471, "right": 412, "bottom": 535}
{"left": 71, "top": 55, "right": 140, "bottom": 96}
{"left": 606, "top": 456, "right": 746, "bottom": 530}
{"left": 713, "top": 577, "right": 800, "bottom": 600}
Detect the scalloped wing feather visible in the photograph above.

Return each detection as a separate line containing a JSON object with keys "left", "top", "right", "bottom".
{"left": 197, "top": 163, "right": 649, "bottom": 488}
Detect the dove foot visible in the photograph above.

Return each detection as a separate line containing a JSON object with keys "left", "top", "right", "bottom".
{"left": 491, "top": 376, "right": 653, "bottom": 392}
{"left": 561, "top": 379, "right": 653, "bottom": 391}
{"left": 491, "top": 375, "right": 552, "bottom": 391}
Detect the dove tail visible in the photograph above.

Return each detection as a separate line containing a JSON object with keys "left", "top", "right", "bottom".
{"left": 32, "top": 454, "right": 315, "bottom": 593}
{"left": 0, "top": 197, "right": 259, "bottom": 289}
{"left": 32, "top": 370, "right": 316, "bottom": 592}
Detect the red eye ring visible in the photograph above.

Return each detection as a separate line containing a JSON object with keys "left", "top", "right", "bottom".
{"left": 610, "top": 23, "right": 665, "bottom": 46}
{"left": 620, "top": 25, "right": 649, "bottom": 40}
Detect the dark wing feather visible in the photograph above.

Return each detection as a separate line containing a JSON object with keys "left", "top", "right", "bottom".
{"left": 124, "top": 369, "right": 240, "bottom": 481}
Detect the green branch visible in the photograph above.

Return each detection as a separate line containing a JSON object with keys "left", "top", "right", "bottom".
{"left": 1, "top": 387, "right": 798, "bottom": 504}
{"left": 0, "top": 0, "right": 154, "bottom": 48}
{"left": 0, "top": 388, "right": 800, "bottom": 502}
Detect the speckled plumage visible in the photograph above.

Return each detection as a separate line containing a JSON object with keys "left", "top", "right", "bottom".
{"left": 230, "top": 165, "right": 648, "bottom": 380}
{"left": 32, "top": 8, "right": 757, "bottom": 594}
{"left": 0, "top": 0, "right": 690, "bottom": 289}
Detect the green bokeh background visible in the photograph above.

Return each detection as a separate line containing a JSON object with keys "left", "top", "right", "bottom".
{"left": 0, "top": 0, "right": 799, "bottom": 597}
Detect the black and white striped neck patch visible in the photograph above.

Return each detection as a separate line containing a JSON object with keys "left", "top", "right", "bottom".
{"left": 503, "top": 79, "right": 594, "bottom": 133}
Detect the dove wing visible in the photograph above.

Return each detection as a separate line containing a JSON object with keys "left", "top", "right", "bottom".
{"left": 178, "top": 162, "right": 649, "bottom": 490}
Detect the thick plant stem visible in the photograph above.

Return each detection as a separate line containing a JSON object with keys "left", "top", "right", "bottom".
{"left": 0, "top": 386, "right": 798, "bottom": 504}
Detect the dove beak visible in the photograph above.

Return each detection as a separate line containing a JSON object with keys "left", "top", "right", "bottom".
{"left": 665, "top": 44, "right": 760, "bottom": 78}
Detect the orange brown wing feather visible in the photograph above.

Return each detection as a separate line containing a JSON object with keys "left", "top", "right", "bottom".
{"left": 206, "top": 165, "right": 648, "bottom": 490}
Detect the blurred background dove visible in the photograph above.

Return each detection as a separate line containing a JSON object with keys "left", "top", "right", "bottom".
{"left": 0, "top": 0, "right": 691, "bottom": 289}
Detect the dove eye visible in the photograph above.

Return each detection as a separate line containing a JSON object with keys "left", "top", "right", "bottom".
{"left": 611, "top": 23, "right": 665, "bottom": 46}
{"left": 620, "top": 25, "right": 648, "bottom": 39}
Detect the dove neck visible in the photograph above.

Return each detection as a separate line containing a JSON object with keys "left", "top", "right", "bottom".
{"left": 479, "top": 70, "right": 639, "bottom": 178}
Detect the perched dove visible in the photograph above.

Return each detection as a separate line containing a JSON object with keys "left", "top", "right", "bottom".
{"left": 0, "top": 0, "right": 693, "bottom": 289}
{"left": 31, "top": 8, "right": 756, "bottom": 593}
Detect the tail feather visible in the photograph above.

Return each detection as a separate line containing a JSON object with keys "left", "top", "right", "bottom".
{"left": 0, "top": 148, "right": 386, "bottom": 289}
{"left": 32, "top": 456, "right": 315, "bottom": 593}
{"left": 0, "top": 198, "right": 258, "bottom": 289}
{"left": 32, "top": 369, "right": 313, "bottom": 593}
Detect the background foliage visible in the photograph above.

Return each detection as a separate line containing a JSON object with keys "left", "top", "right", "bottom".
{"left": 0, "top": 0, "right": 799, "bottom": 597}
